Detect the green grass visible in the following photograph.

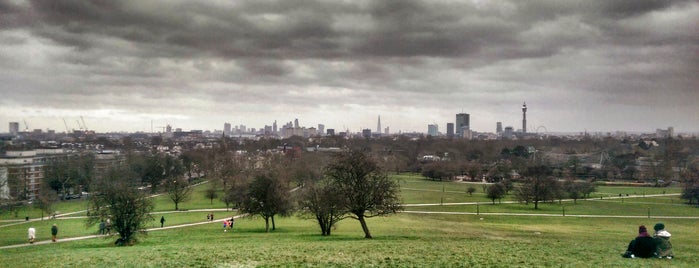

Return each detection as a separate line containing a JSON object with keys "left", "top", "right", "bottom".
{"left": 150, "top": 182, "right": 231, "bottom": 212}
{"left": 1, "top": 175, "right": 698, "bottom": 267}
{"left": 2, "top": 214, "right": 696, "bottom": 267}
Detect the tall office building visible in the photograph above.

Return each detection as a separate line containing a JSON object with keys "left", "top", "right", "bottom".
{"left": 362, "top": 129, "right": 372, "bottom": 138}
{"left": 455, "top": 113, "right": 470, "bottom": 137}
{"left": 318, "top": 124, "right": 325, "bottom": 136}
{"left": 504, "top": 126, "right": 514, "bottom": 139}
{"left": 377, "top": 115, "right": 381, "bottom": 134}
{"left": 273, "top": 120, "right": 278, "bottom": 134}
{"left": 224, "top": 123, "right": 231, "bottom": 136}
{"left": 427, "top": 124, "right": 438, "bottom": 136}
{"left": 446, "top": 123, "right": 454, "bottom": 138}
{"left": 496, "top": 122, "right": 503, "bottom": 134}
{"left": 9, "top": 122, "right": 19, "bottom": 135}
{"left": 294, "top": 119, "right": 299, "bottom": 128}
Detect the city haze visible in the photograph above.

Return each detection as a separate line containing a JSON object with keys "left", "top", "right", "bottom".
{"left": 1, "top": 0, "right": 698, "bottom": 134}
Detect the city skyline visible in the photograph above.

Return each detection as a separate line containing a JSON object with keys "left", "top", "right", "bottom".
{"left": 1, "top": 1, "right": 698, "bottom": 134}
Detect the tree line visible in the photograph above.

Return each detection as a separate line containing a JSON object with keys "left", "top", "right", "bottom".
{"left": 61, "top": 145, "right": 402, "bottom": 245}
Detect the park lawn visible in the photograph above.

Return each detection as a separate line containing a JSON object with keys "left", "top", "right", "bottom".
{"left": 0, "top": 200, "right": 88, "bottom": 221}
{"left": 405, "top": 197, "right": 698, "bottom": 217}
{"left": 2, "top": 214, "right": 697, "bottom": 267}
{"left": 0, "top": 210, "right": 241, "bottom": 247}
{"left": 596, "top": 185, "right": 683, "bottom": 195}
{"left": 150, "top": 182, "right": 232, "bottom": 212}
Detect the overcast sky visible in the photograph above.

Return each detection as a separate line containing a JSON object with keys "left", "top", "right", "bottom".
{"left": 1, "top": 0, "right": 697, "bottom": 134}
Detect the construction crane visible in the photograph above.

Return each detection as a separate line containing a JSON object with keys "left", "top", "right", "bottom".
{"left": 62, "top": 118, "right": 71, "bottom": 133}
{"left": 80, "top": 116, "right": 88, "bottom": 131}
{"left": 23, "top": 119, "right": 29, "bottom": 131}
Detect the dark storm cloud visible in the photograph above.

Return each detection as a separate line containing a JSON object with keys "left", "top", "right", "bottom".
{"left": 0, "top": 0, "right": 697, "bottom": 132}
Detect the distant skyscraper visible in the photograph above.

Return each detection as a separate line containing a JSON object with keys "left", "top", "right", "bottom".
{"left": 224, "top": 123, "right": 231, "bottom": 136}
{"left": 294, "top": 119, "right": 299, "bottom": 128}
{"left": 327, "top": 129, "right": 335, "bottom": 136}
{"left": 496, "top": 122, "right": 503, "bottom": 134}
{"left": 377, "top": 115, "right": 381, "bottom": 134}
{"left": 455, "top": 113, "right": 470, "bottom": 137}
{"left": 318, "top": 124, "right": 325, "bottom": 136}
{"left": 427, "top": 124, "right": 438, "bottom": 136}
{"left": 9, "top": 122, "right": 19, "bottom": 135}
{"left": 273, "top": 120, "right": 277, "bottom": 134}
{"left": 362, "top": 128, "right": 372, "bottom": 138}
{"left": 446, "top": 123, "right": 454, "bottom": 138}
{"left": 522, "top": 102, "right": 527, "bottom": 133}
{"left": 504, "top": 126, "right": 514, "bottom": 139}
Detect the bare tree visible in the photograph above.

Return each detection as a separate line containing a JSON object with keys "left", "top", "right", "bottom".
{"left": 240, "top": 174, "right": 293, "bottom": 232}
{"left": 516, "top": 165, "right": 558, "bottom": 209}
{"left": 87, "top": 165, "right": 154, "bottom": 246}
{"left": 326, "top": 150, "right": 402, "bottom": 239}
{"left": 486, "top": 183, "right": 506, "bottom": 204}
{"left": 467, "top": 186, "right": 476, "bottom": 196}
{"left": 204, "top": 186, "right": 218, "bottom": 205}
{"left": 34, "top": 182, "right": 58, "bottom": 219}
{"left": 165, "top": 178, "right": 193, "bottom": 211}
{"left": 299, "top": 179, "right": 346, "bottom": 236}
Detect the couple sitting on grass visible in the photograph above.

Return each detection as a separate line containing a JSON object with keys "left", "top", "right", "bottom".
{"left": 622, "top": 223, "right": 673, "bottom": 259}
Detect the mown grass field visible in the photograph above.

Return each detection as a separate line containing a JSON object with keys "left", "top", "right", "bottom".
{"left": 1, "top": 174, "right": 698, "bottom": 267}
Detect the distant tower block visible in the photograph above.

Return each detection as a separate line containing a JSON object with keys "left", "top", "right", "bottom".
{"left": 377, "top": 115, "right": 381, "bottom": 134}
{"left": 522, "top": 102, "right": 527, "bottom": 133}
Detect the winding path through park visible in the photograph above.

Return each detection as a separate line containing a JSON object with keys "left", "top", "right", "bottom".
{"left": 0, "top": 209, "right": 243, "bottom": 250}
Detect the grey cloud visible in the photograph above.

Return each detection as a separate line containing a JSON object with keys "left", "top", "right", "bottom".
{"left": 0, "top": 0, "right": 697, "bottom": 132}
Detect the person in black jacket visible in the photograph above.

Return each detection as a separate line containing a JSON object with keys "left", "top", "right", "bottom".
{"left": 622, "top": 225, "right": 657, "bottom": 258}
{"left": 51, "top": 224, "right": 58, "bottom": 242}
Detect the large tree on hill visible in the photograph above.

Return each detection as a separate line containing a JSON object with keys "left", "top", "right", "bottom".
{"left": 87, "top": 165, "right": 154, "bottom": 246}
{"left": 299, "top": 179, "right": 346, "bottom": 236}
{"left": 516, "top": 165, "right": 558, "bottom": 209}
{"left": 164, "top": 177, "right": 192, "bottom": 210}
{"left": 325, "top": 150, "right": 402, "bottom": 239}
{"left": 240, "top": 173, "right": 293, "bottom": 232}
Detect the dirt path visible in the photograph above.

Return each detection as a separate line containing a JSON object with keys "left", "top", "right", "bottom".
{"left": 0, "top": 213, "right": 245, "bottom": 250}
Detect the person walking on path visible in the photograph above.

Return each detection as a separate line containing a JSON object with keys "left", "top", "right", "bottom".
{"left": 28, "top": 227, "right": 36, "bottom": 244}
{"left": 160, "top": 216, "right": 166, "bottom": 228}
{"left": 51, "top": 224, "right": 58, "bottom": 242}
{"left": 99, "top": 220, "right": 106, "bottom": 235}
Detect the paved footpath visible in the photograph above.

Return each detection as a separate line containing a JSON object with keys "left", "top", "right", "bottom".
{"left": 0, "top": 212, "right": 245, "bottom": 250}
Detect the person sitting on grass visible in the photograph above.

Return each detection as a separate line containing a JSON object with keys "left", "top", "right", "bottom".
{"left": 653, "top": 223, "right": 673, "bottom": 259}
{"left": 622, "top": 225, "right": 656, "bottom": 258}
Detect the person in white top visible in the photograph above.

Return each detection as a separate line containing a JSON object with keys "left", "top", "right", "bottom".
{"left": 28, "top": 227, "right": 36, "bottom": 244}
